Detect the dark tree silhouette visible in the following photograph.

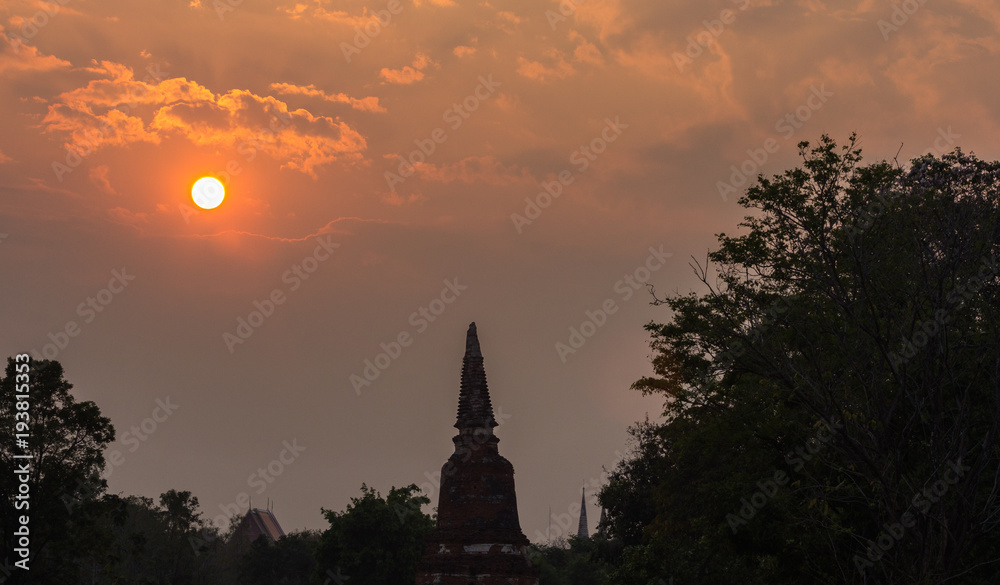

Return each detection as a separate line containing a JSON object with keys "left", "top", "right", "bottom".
{"left": 602, "top": 136, "right": 1000, "bottom": 584}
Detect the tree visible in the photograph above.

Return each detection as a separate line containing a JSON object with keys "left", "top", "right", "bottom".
{"left": 315, "top": 484, "right": 433, "bottom": 585}
{"left": 237, "top": 531, "right": 320, "bottom": 585}
{"left": 528, "top": 536, "right": 617, "bottom": 585}
{"left": 0, "top": 357, "right": 115, "bottom": 585}
{"left": 601, "top": 136, "right": 1000, "bottom": 584}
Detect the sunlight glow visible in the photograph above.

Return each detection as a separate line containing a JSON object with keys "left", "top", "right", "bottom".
{"left": 192, "top": 177, "right": 225, "bottom": 209}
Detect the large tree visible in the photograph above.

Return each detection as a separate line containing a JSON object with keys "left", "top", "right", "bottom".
{"left": 601, "top": 136, "right": 1000, "bottom": 584}
{"left": 315, "top": 484, "right": 433, "bottom": 585}
{"left": 0, "top": 357, "right": 115, "bottom": 585}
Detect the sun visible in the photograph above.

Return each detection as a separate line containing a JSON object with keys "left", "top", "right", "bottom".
{"left": 192, "top": 177, "right": 225, "bottom": 209}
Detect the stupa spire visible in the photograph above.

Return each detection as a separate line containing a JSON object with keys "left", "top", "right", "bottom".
{"left": 455, "top": 322, "right": 497, "bottom": 431}
{"left": 415, "top": 323, "right": 539, "bottom": 585}
{"left": 577, "top": 487, "right": 589, "bottom": 538}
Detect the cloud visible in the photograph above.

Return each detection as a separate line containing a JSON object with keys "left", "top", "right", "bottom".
{"left": 152, "top": 90, "right": 367, "bottom": 177}
{"left": 516, "top": 54, "right": 575, "bottom": 81}
{"left": 0, "top": 31, "right": 71, "bottom": 74}
{"left": 269, "top": 82, "right": 386, "bottom": 113}
{"left": 453, "top": 45, "right": 477, "bottom": 58}
{"left": 40, "top": 61, "right": 368, "bottom": 178}
{"left": 279, "top": 1, "right": 408, "bottom": 27}
{"left": 570, "top": 32, "right": 604, "bottom": 65}
{"left": 107, "top": 206, "right": 149, "bottom": 229}
{"left": 0, "top": 150, "right": 11, "bottom": 164}
{"left": 89, "top": 165, "right": 116, "bottom": 194}
{"left": 382, "top": 191, "right": 428, "bottom": 206}
{"left": 410, "top": 156, "right": 534, "bottom": 185}
{"left": 380, "top": 53, "right": 434, "bottom": 84}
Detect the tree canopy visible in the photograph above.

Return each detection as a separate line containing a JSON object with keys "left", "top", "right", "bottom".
{"left": 315, "top": 483, "right": 434, "bottom": 585}
{"left": 600, "top": 135, "right": 1000, "bottom": 584}
{"left": 0, "top": 358, "right": 115, "bottom": 584}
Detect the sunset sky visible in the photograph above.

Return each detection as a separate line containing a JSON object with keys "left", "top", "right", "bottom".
{"left": 2, "top": 0, "right": 999, "bottom": 539}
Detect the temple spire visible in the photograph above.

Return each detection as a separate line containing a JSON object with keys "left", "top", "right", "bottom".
{"left": 455, "top": 322, "right": 497, "bottom": 431}
{"left": 577, "top": 488, "right": 589, "bottom": 538}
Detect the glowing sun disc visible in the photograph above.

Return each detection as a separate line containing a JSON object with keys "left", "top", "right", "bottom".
{"left": 192, "top": 177, "right": 225, "bottom": 209}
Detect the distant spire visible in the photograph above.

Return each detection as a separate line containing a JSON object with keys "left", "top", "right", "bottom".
{"left": 455, "top": 323, "right": 498, "bottom": 431}
{"left": 598, "top": 506, "right": 607, "bottom": 536}
{"left": 577, "top": 487, "right": 589, "bottom": 538}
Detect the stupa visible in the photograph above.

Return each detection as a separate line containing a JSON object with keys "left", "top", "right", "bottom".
{"left": 414, "top": 323, "right": 539, "bottom": 585}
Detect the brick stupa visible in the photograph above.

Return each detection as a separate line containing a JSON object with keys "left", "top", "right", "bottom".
{"left": 414, "top": 323, "right": 539, "bottom": 585}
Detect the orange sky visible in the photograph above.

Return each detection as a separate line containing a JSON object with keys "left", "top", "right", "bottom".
{"left": 2, "top": 0, "right": 999, "bottom": 537}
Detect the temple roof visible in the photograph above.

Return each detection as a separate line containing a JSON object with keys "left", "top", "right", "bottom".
{"left": 455, "top": 322, "right": 498, "bottom": 430}
{"left": 577, "top": 488, "right": 589, "bottom": 538}
{"left": 242, "top": 508, "right": 285, "bottom": 543}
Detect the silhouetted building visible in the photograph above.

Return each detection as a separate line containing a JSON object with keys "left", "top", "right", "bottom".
{"left": 414, "top": 323, "right": 539, "bottom": 585}
{"left": 236, "top": 507, "right": 285, "bottom": 544}
{"left": 577, "top": 488, "right": 588, "bottom": 539}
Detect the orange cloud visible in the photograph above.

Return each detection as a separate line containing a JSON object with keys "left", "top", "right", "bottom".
{"left": 380, "top": 53, "right": 433, "bottom": 84}
{"left": 40, "top": 62, "right": 368, "bottom": 178}
{"left": 516, "top": 55, "right": 575, "bottom": 81}
{"left": 0, "top": 31, "right": 71, "bottom": 74}
{"left": 89, "top": 165, "right": 116, "bottom": 194}
{"left": 269, "top": 82, "right": 386, "bottom": 113}
{"left": 107, "top": 207, "right": 149, "bottom": 229}
{"left": 152, "top": 90, "right": 367, "bottom": 177}
{"left": 279, "top": 1, "right": 406, "bottom": 27}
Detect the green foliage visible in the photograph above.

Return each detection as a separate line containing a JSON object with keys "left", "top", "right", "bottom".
{"left": 602, "top": 136, "right": 1000, "bottom": 585}
{"left": 315, "top": 484, "right": 433, "bottom": 585}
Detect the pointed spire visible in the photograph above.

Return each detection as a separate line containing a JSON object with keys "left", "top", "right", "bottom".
{"left": 455, "top": 323, "right": 497, "bottom": 430}
{"left": 577, "top": 487, "right": 589, "bottom": 538}
{"left": 598, "top": 506, "right": 607, "bottom": 536}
